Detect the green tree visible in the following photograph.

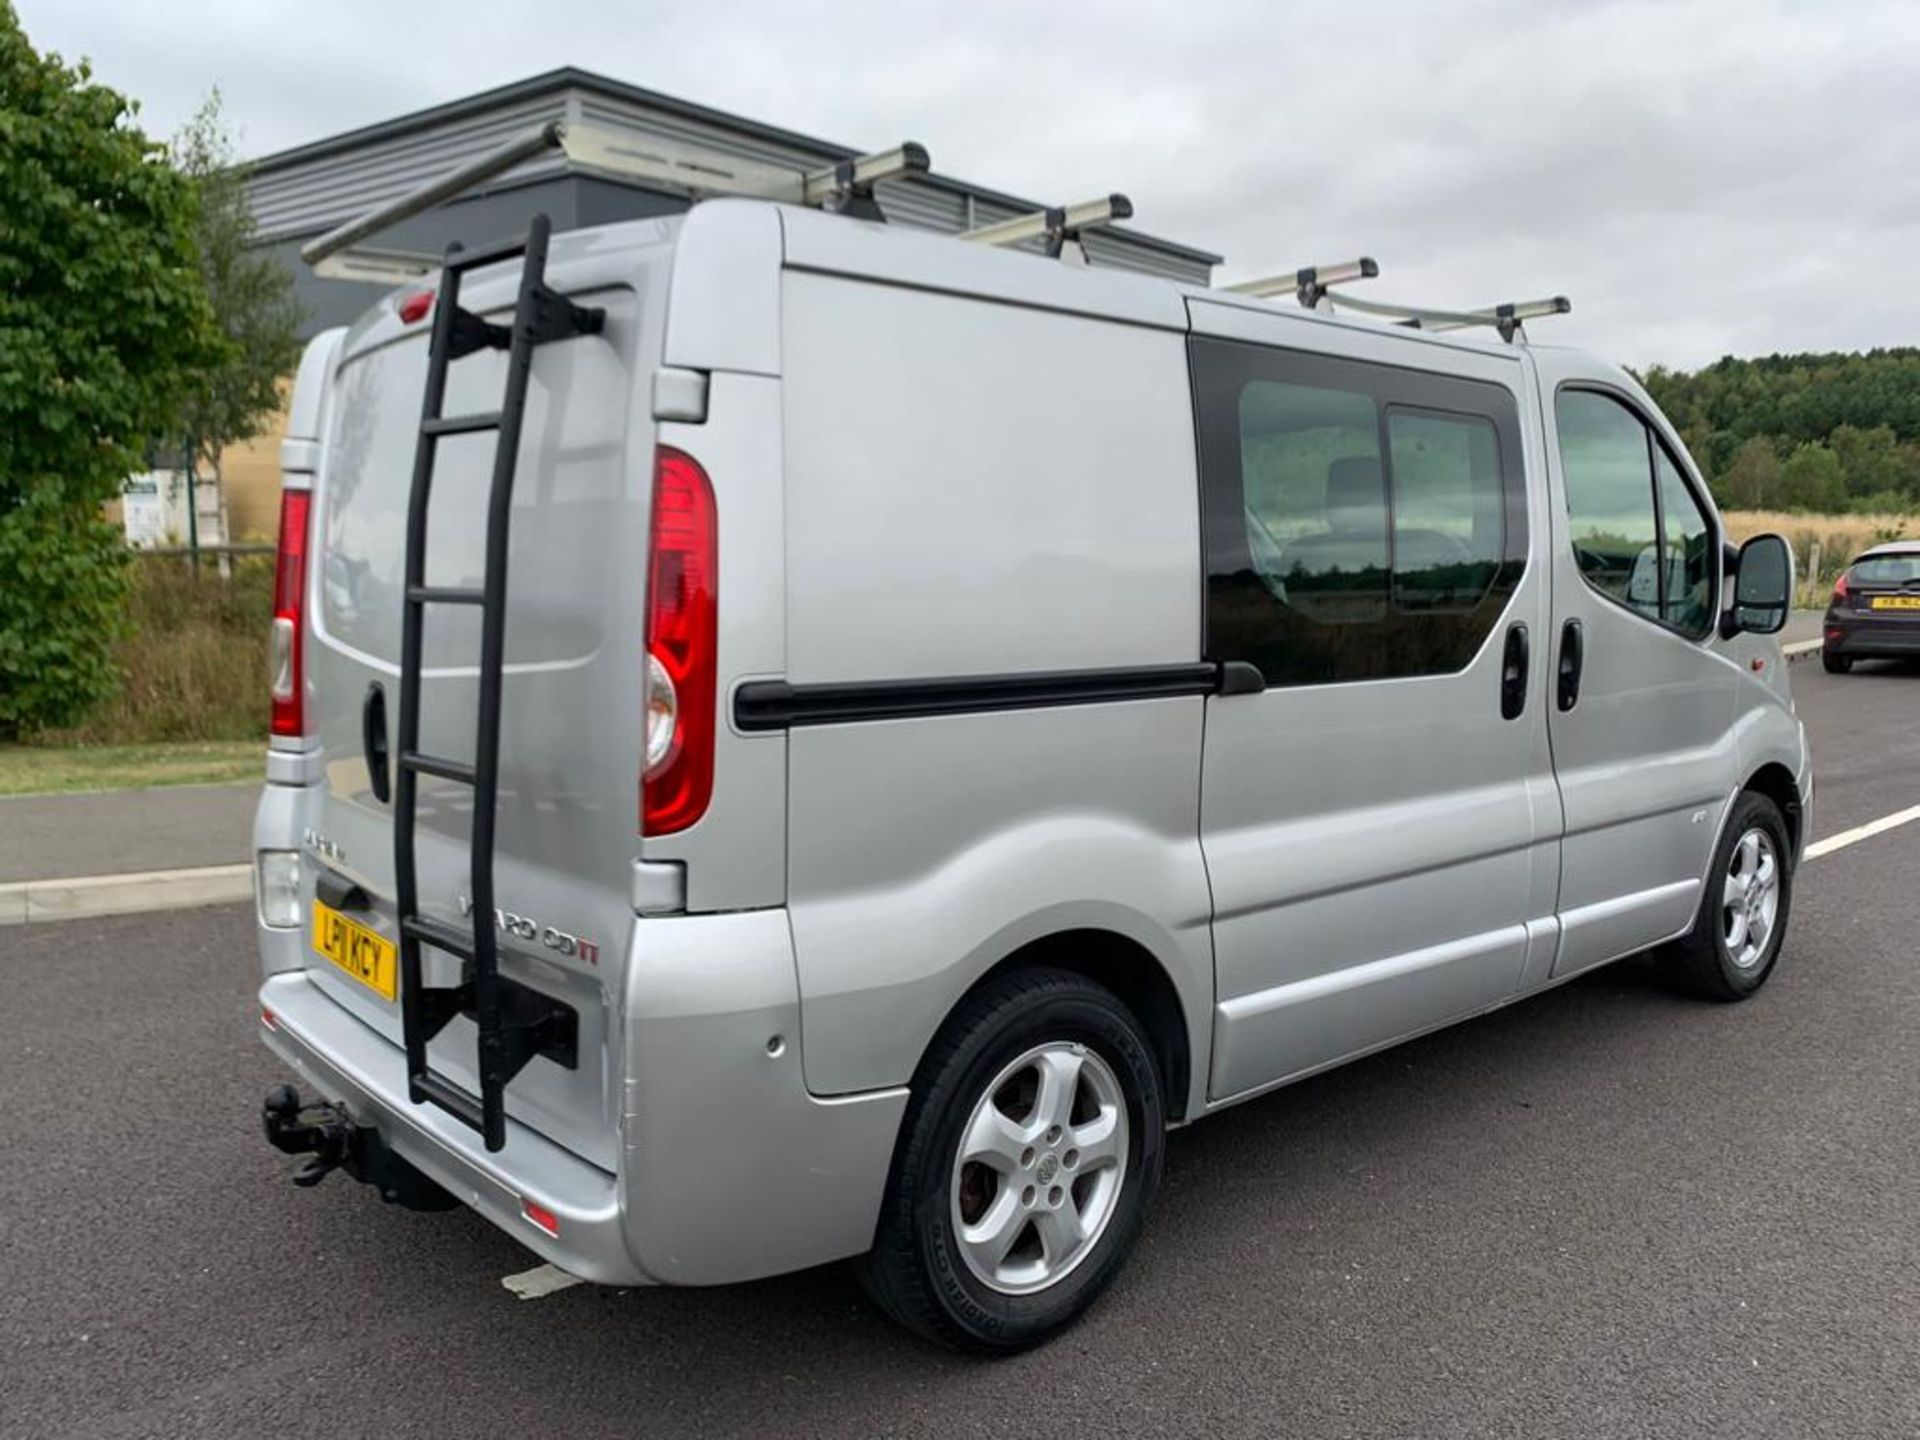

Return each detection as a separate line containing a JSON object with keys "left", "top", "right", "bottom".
{"left": 1778, "top": 442, "right": 1846, "bottom": 512}
{"left": 171, "top": 89, "right": 302, "bottom": 514}
{"left": 1827, "top": 424, "right": 1910, "bottom": 503}
{"left": 0, "top": 5, "right": 220, "bottom": 736}
{"left": 1642, "top": 347, "right": 1920, "bottom": 512}
{"left": 1720, "top": 437, "right": 1782, "bottom": 510}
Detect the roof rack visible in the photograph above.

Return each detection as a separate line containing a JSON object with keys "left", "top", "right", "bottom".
{"left": 300, "top": 119, "right": 931, "bottom": 266}
{"left": 297, "top": 114, "right": 1575, "bottom": 327}
{"left": 1217, "top": 256, "right": 1568, "bottom": 342}
{"left": 962, "top": 194, "right": 1133, "bottom": 265}
{"left": 1322, "top": 290, "right": 1571, "bottom": 343}
{"left": 312, "top": 246, "right": 439, "bottom": 285}
{"left": 1225, "top": 257, "right": 1378, "bottom": 308}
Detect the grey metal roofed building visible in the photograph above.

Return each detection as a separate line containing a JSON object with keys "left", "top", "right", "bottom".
{"left": 248, "top": 67, "right": 1221, "bottom": 338}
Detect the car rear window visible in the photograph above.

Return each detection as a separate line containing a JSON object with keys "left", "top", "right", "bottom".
{"left": 1853, "top": 554, "right": 1920, "bottom": 584}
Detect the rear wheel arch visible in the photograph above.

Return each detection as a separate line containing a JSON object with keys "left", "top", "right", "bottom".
{"left": 930, "top": 929, "right": 1193, "bottom": 1124}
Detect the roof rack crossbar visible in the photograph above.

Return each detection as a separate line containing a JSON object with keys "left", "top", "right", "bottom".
{"left": 1423, "top": 296, "right": 1572, "bottom": 341}
{"left": 961, "top": 194, "right": 1133, "bottom": 260}
{"left": 1320, "top": 289, "right": 1571, "bottom": 343}
{"left": 1225, "top": 256, "right": 1378, "bottom": 307}
{"left": 300, "top": 121, "right": 931, "bottom": 267}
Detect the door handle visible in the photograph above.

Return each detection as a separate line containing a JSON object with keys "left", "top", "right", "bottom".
{"left": 1557, "top": 619, "right": 1584, "bottom": 712}
{"left": 1500, "top": 622, "right": 1529, "bottom": 720}
{"left": 362, "top": 681, "right": 391, "bottom": 804}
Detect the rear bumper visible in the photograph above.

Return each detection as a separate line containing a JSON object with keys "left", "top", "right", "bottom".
{"left": 1823, "top": 613, "right": 1920, "bottom": 657}
{"left": 256, "top": 905, "right": 910, "bottom": 1288}
{"left": 260, "top": 972, "right": 643, "bottom": 1283}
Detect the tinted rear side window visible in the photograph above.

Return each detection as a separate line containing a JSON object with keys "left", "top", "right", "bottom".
{"left": 1388, "top": 409, "right": 1505, "bottom": 611}
{"left": 1192, "top": 338, "right": 1528, "bottom": 688}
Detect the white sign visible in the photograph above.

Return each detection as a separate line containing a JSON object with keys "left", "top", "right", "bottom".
{"left": 122, "top": 471, "right": 178, "bottom": 548}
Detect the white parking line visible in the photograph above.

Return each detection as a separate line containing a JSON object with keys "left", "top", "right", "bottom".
{"left": 501, "top": 1262, "right": 584, "bottom": 1300}
{"left": 1804, "top": 803, "right": 1920, "bottom": 861}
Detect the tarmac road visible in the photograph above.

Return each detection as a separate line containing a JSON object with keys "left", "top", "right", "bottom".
{"left": 3, "top": 659, "right": 1916, "bottom": 1439}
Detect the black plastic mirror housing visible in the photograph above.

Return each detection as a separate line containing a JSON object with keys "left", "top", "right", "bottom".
{"left": 1723, "top": 533, "right": 1792, "bottom": 638}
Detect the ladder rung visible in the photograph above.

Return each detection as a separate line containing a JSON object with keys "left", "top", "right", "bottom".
{"left": 406, "top": 585, "right": 486, "bottom": 606}
{"left": 423, "top": 411, "right": 502, "bottom": 437}
{"left": 400, "top": 751, "right": 476, "bottom": 785}
{"left": 403, "top": 913, "right": 475, "bottom": 959}
{"left": 412, "top": 1070, "right": 485, "bottom": 1128}
{"left": 446, "top": 233, "right": 531, "bottom": 272}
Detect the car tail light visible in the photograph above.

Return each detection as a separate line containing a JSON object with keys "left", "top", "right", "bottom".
{"left": 270, "top": 488, "right": 312, "bottom": 736}
{"left": 1831, "top": 571, "right": 1850, "bottom": 607}
{"left": 641, "top": 447, "right": 717, "bottom": 835}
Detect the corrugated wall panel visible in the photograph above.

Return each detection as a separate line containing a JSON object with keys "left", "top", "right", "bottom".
{"left": 250, "top": 94, "right": 570, "bottom": 240}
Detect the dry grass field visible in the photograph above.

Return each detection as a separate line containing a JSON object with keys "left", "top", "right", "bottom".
{"left": 1722, "top": 510, "right": 1916, "bottom": 600}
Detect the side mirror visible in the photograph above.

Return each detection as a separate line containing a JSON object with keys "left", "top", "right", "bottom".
{"left": 1723, "top": 532, "right": 1792, "bottom": 637}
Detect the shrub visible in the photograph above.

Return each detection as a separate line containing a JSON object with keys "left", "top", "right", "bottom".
{"left": 48, "top": 556, "right": 271, "bottom": 744}
{"left": 0, "top": 8, "right": 220, "bottom": 737}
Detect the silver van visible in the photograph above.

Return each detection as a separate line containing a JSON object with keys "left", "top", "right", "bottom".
{"left": 252, "top": 160, "right": 1809, "bottom": 1351}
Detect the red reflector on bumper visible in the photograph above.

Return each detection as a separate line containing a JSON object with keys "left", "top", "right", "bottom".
{"left": 521, "top": 1199, "right": 560, "bottom": 1237}
{"left": 261, "top": 1006, "right": 278, "bottom": 1030}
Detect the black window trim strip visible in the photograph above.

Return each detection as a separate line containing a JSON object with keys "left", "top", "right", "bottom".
{"left": 734, "top": 661, "right": 1242, "bottom": 731}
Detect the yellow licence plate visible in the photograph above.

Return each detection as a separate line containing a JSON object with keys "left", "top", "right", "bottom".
{"left": 1869, "top": 595, "right": 1920, "bottom": 610}
{"left": 313, "top": 901, "right": 398, "bottom": 1001}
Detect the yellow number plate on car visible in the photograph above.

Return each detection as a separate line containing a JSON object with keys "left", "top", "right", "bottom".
{"left": 313, "top": 901, "right": 398, "bottom": 1001}
{"left": 1869, "top": 595, "right": 1920, "bottom": 610}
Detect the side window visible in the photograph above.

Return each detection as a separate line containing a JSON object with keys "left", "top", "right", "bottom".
{"left": 1557, "top": 391, "right": 1660, "bottom": 620}
{"left": 1656, "top": 450, "right": 1714, "bottom": 635}
{"left": 1388, "top": 409, "right": 1504, "bottom": 611}
{"left": 1194, "top": 339, "right": 1527, "bottom": 688}
{"left": 1239, "top": 381, "right": 1385, "bottom": 624}
{"left": 1555, "top": 388, "right": 1717, "bottom": 638}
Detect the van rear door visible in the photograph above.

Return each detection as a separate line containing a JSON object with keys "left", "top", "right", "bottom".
{"left": 302, "top": 227, "right": 672, "bottom": 1169}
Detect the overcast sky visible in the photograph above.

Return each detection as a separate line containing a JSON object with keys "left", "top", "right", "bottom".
{"left": 22, "top": 0, "right": 1920, "bottom": 370}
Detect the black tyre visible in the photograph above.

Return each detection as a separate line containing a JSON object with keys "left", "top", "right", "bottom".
{"left": 859, "top": 966, "right": 1165, "bottom": 1353}
{"left": 1662, "top": 790, "right": 1794, "bottom": 1001}
{"left": 1821, "top": 649, "right": 1852, "bottom": 674}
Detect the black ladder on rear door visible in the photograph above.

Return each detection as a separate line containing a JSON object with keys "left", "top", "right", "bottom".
{"left": 392, "top": 213, "right": 603, "bottom": 1153}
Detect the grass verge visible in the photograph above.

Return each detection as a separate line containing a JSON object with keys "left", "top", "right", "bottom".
{"left": 0, "top": 739, "right": 263, "bottom": 796}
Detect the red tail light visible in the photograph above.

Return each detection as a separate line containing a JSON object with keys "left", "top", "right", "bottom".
{"left": 269, "top": 488, "right": 313, "bottom": 737}
{"left": 397, "top": 288, "right": 434, "bottom": 324}
{"left": 1831, "top": 571, "right": 1850, "bottom": 606}
{"left": 642, "top": 447, "right": 717, "bottom": 835}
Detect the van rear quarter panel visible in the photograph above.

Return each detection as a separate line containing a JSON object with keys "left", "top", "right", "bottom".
{"left": 777, "top": 270, "right": 1213, "bottom": 1101}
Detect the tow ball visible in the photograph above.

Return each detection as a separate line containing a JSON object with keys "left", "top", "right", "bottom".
{"left": 262, "top": 1083, "right": 355, "bottom": 1186}
{"left": 261, "top": 1084, "right": 458, "bottom": 1210}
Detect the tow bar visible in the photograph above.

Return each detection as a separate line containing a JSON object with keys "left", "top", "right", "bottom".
{"left": 262, "top": 1084, "right": 459, "bottom": 1211}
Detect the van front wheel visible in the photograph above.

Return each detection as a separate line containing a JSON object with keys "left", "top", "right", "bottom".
{"left": 1662, "top": 790, "right": 1794, "bottom": 1001}
{"left": 859, "top": 966, "right": 1165, "bottom": 1352}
